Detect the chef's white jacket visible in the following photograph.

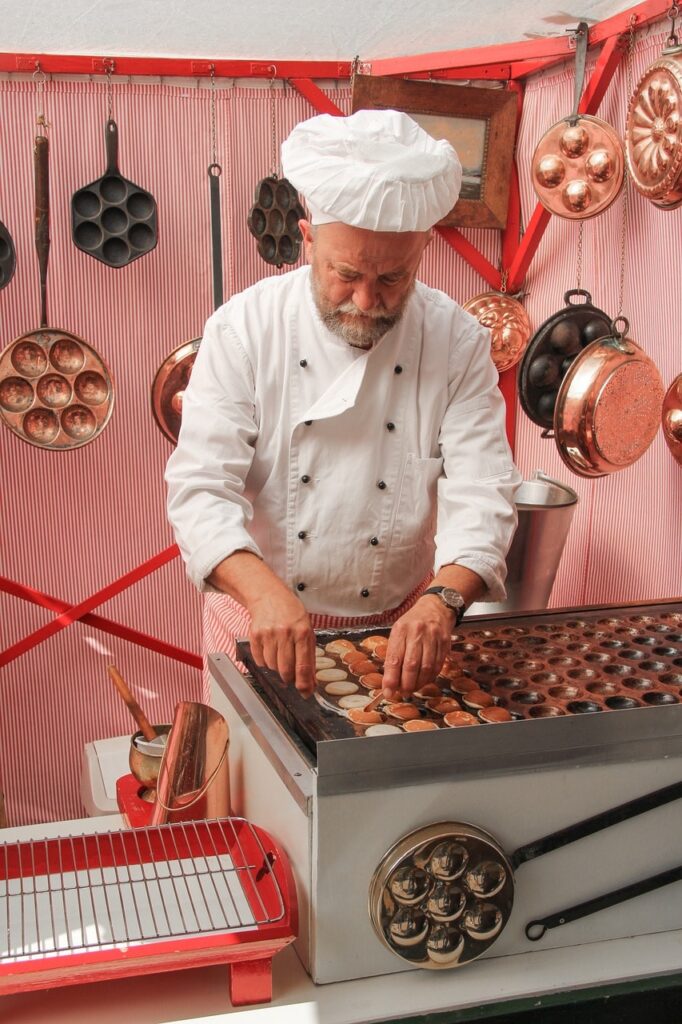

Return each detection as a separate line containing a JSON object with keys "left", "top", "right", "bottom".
{"left": 166, "top": 266, "right": 522, "bottom": 617}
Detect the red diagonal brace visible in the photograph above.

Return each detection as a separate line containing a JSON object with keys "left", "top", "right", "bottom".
{"left": 289, "top": 79, "right": 344, "bottom": 115}
{"left": 0, "top": 575, "right": 202, "bottom": 669}
{"left": 436, "top": 226, "right": 501, "bottom": 289}
{"left": 0, "top": 545, "right": 180, "bottom": 668}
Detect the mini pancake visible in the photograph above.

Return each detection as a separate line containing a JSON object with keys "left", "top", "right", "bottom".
{"left": 372, "top": 641, "right": 389, "bottom": 661}
{"left": 365, "top": 723, "right": 402, "bottom": 736}
{"left": 387, "top": 703, "right": 421, "bottom": 721}
{"left": 462, "top": 690, "right": 495, "bottom": 710}
{"left": 348, "top": 658, "right": 376, "bottom": 676}
{"left": 314, "top": 657, "right": 337, "bottom": 670}
{"left": 348, "top": 708, "right": 385, "bottom": 725}
{"left": 359, "top": 672, "right": 384, "bottom": 690}
{"left": 338, "top": 694, "right": 371, "bottom": 710}
{"left": 325, "top": 679, "right": 359, "bottom": 696}
{"left": 325, "top": 639, "right": 357, "bottom": 655}
{"left": 427, "top": 698, "right": 462, "bottom": 715}
{"left": 403, "top": 719, "right": 439, "bottom": 732}
{"left": 413, "top": 683, "right": 442, "bottom": 700}
{"left": 443, "top": 710, "right": 480, "bottom": 728}
{"left": 341, "top": 649, "right": 365, "bottom": 666}
{"left": 479, "top": 706, "right": 513, "bottom": 724}
{"left": 316, "top": 668, "right": 349, "bottom": 683}
{"left": 359, "top": 635, "right": 387, "bottom": 652}
{"left": 447, "top": 677, "right": 480, "bottom": 694}
{"left": 315, "top": 646, "right": 325, "bottom": 656}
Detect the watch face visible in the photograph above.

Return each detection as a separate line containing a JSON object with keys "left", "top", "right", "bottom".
{"left": 441, "top": 587, "right": 466, "bottom": 611}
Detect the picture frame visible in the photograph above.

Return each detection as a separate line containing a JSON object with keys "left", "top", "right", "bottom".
{"left": 351, "top": 75, "right": 518, "bottom": 230}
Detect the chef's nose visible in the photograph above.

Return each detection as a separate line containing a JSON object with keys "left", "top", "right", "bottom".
{"left": 352, "top": 279, "right": 379, "bottom": 312}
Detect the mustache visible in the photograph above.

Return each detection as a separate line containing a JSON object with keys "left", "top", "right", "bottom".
{"left": 334, "top": 302, "right": 393, "bottom": 320}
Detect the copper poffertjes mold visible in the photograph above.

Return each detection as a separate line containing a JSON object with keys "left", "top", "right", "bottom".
{"left": 0, "top": 328, "right": 114, "bottom": 449}
{"left": 462, "top": 293, "right": 532, "bottom": 373}
{"left": 532, "top": 116, "right": 624, "bottom": 220}
{"left": 247, "top": 176, "right": 305, "bottom": 268}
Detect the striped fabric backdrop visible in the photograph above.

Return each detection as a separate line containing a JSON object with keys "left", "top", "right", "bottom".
{"left": 0, "top": 25, "right": 680, "bottom": 826}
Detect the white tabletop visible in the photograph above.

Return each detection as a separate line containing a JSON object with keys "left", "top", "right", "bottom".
{"left": 2, "top": 817, "right": 682, "bottom": 1024}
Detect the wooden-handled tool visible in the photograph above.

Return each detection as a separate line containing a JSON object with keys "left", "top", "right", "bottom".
{"left": 107, "top": 664, "right": 158, "bottom": 741}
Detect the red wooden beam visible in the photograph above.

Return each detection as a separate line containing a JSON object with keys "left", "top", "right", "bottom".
{"left": 0, "top": 545, "right": 180, "bottom": 668}
{"left": 0, "top": 576, "right": 202, "bottom": 670}
{"left": 0, "top": 52, "right": 352, "bottom": 79}
{"left": 436, "top": 226, "right": 501, "bottom": 290}
{"left": 289, "top": 79, "right": 343, "bottom": 116}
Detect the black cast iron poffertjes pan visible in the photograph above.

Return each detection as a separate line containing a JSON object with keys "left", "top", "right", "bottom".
{"left": 0, "top": 136, "right": 114, "bottom": 449}
{"left": 0, "top": 219, "right": 16, "bottom": 291}
{"left": 518, "top": 289, "right": 612, "bottom": 430}
{"left": 553, "top": 316, "right": 665, "bottom": 478}
{"left": 72, "top": 119, "right": 158, "bottom": 268}
{"left": 151, "top": 162, "right": 224, "bottom": 444}
{"left": 369, "top": 778, "right": 682, "bottom": 970}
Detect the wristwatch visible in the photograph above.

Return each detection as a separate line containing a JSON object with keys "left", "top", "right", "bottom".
{"left": 422, "top": 586, "right": 466, "bottom": 626}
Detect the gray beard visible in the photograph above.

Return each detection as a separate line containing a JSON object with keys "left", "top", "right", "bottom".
{"left": 311, "top": 275, "right": 410, "bottom": 350}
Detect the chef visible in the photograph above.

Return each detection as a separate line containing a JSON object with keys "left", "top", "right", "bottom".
{"left": 166, "top": 108, "right": 521, "bottom": 699}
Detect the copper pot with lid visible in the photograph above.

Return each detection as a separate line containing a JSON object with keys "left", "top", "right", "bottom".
{"left": 553, "top": 316, "right": 665, "bottom": 478}
{"left": 532, "top": 22, "right": 624, "bottom": 220}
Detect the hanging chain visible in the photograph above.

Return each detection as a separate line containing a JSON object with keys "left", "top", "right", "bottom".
{"left": 105, "top": 60, "right": 115, "bottom": 121}
{"left": 616, "top": 17, "right": 636, "bottom": 319}
{"left": 499, "top": 268, "right": 508, "bottom": 294}
{"left": 33, "top": 63, "right": 49, "bottom": 134}
{"left": 269, "top": 66, "right": 279, "bottom": 178}
{"left": 576, "top": 220, "right": 584, "bottom": 290}
{"left": 350, "top": 54, "right": 360, "bottom": 91}
{"left": 668, "top": 3, "right": 679, "bottom": 47}
{"left": 210, "top": 63, "right": 218, "bottom": 166}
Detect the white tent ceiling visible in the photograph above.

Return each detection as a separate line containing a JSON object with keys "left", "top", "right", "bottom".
{"left": 3, "top": 1, "right": 635, "bottom": 61}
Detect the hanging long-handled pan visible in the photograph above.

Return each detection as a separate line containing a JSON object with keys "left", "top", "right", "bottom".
{"left": 532, "top": 22, "right": 624, "bottom": 220}
{"left": 552, "top": 316, "right": 665, "bottom": 478}
{"left": 151, "top": 162, "right": 223, "bottom": 444}
{"left": 72, "top": 118, "right": 158, "bottom": 268}
{"left": 0, "top": 219, "right": 16, "bottom": 291}
{"left": 0, "top": 136, "right": 114, "bottom": 449}
{"left": 369, "top": 778, "right": 682, "bottom": 969}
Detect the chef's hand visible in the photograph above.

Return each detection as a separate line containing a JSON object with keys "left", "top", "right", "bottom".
{"left": 381, "top": 596, "right": 453, "bottom": 698}
{"left": 207, "top": 551, "right": 316, "bottom": 697}
{"left": 248, "top": 589, "right": 316, "bottom": 697}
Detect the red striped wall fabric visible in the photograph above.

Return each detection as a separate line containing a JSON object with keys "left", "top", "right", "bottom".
{"left": 0, "top": 26, "right": 680, "bottom": 825}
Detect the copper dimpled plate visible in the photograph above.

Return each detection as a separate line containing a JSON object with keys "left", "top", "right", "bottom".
{"left": 247, "top": 176, "right": 305, "bottom": 268}
{"left": 0, "top": 329, "right": 114, "bottom": 449}
{"left": 662, "top": 373, "right": 682, "bottom": 466}
{"left": 369, "top": 822, "right": 514, "bottom": 969}
{"left": 462, "top": 292, "right": 532, "bottom": 373}
{"left": 532, "top": 115, "right": 624, "bottom": 220}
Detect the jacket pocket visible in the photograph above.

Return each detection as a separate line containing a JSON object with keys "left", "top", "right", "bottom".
{"left": 391, "top": 454, "right": 443, "bottom": 549}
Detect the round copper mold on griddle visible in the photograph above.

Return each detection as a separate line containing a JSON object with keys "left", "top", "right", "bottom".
{"left": 0, "top": 329, "right": 113, "bottom": 449}
{"left": 532, "top": 115, "right": 624, "bottom": 219}
{"left": 462, "top": 292, "right": 532, "bottom": 373}
{"left": 662, "top": 373, "right": 682, "bottom": 466}
{"left": 369, "top": 822, "right": 514, "bottom": 969}
{"left": 625, "top": 45, "right": 682, "bottom": 205}
{"left": 247, "top": 176, "right": 305, "bottom": 268}
{"left": 151, "top": 338, "right": 201, "bottom": 445}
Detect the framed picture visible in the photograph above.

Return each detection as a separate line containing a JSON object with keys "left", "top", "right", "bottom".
{"left": 351, "top": 75, "right": 517, "bottom": 230}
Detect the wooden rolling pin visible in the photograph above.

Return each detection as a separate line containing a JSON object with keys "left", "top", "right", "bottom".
{"left": 107, "top": 664, "right": 158, "bottom": 741}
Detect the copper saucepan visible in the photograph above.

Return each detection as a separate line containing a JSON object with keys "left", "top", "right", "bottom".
{"left": 662, "top": 373, "right": 682, "bottom": 466}
{"left": 553, "top": 317, "right": 665, "bottom": 478}
{"left": 532, "top": 22, "right": 624, "bottom": 220}
{"left": 369, "top": 780, "right": 682, "bottom": 970}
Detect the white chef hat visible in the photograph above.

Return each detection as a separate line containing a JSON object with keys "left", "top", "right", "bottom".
{"left": 281, "top": 108, "right": 462, "bottom": 232}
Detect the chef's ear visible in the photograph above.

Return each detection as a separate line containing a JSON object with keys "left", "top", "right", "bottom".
{"left": 299, "top": 219, "right": 315, "bottom": 262}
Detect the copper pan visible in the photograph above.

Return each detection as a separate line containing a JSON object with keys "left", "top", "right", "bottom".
{"left": 462, "top": 292, "right": 532, "bottom": 373}
{"left": 662, "top": 373, "right": 682, "bottom": 466}
{"left": 553, "top": 317, "right": 665, "bottom": 478}
{"left": 625, "top": 36, "right": 682, "bottom": 206}
{"left": 532, "top": 22, "right": 624, "bottom": 220}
